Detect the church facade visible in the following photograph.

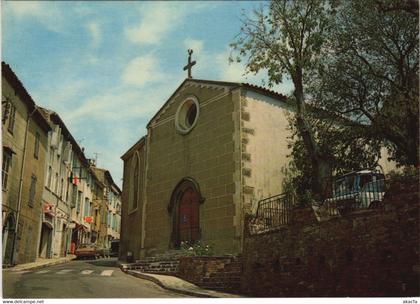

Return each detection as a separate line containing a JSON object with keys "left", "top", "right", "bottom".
{"left": 120, "top": 78, "right": 294, "bottom": 260}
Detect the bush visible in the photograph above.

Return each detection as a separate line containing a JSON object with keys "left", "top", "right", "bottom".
{"left": 179, "top": 241, "right": 214, "bottom": 256}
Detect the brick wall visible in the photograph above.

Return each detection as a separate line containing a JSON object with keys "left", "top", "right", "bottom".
{"left": 123, "top": 255, "right": 243, "bottom": 293}
{"left": 177, "top": 256, "right": 242, "bottom": 292}
{"left": 241, "top": 176, "right": 419, "bottom": 297}
{"left": 126, "top": 259, "right": 180, "bottom": 275}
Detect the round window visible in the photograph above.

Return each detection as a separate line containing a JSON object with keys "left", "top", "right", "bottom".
{"left": 175, "top": 96, "right": 200, "bottom": 134}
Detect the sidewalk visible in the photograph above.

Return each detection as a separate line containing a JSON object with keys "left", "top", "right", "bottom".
{"left": 125, "top": 269, "right": 242, "bottom": 298}
{"left": 4, "top": 255, "right": 77, "bottom": 272}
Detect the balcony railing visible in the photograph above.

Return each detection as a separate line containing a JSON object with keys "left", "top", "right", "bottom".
{"left": 249, "top": 193, "right": 294, "bottom": 235}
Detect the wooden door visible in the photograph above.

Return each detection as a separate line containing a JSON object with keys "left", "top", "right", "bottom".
{"left": 178, "top": 187, "right": 200, "bottom": 243}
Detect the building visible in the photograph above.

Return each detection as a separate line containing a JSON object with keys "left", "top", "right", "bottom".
{"left": 120, "top": 78, "right": 297, "bottom": 261}
{"left": 37, "top": 108, "right": 100, "bottom": 258}
{"left": 91, "top": 167, "right": 121, "bottom": 249}
{"left": 2, "top": 62, "right": 51, "bottom": 265}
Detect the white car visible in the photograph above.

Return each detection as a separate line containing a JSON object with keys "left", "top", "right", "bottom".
{"left": 324, "top": 170, "right": 386, "bottom": 214}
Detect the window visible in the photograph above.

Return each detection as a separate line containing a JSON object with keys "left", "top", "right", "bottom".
{"left": 7, "top": 104, "right": 16, "bottom": 134}
{"left": 175, "top": 96, "right": 200, "bottom": 134}
{"left": 46, "top": 166, "right": 52, "bottom": 189}
{"left": 60, "top": 178, "right": 64, "bottom": 198}
{"left": 2, "top": 98, "right": 11, "bottom": 124}
{"left": 77, "top": 191, "right": 82, "bottom": 213}
{"left": 107, "top": 211, "right": 111, "bottom": 228}
{"left": 28, "top": 175, "right": 37, "bottom": 207}
{"left": 2, "top": 149, "right": 12, "bottom": 190}
{"left": 34, "top": 132, "right": 40, "bottom": 159}
{"left": 84, "top": 198, "right": 90, "bottom": 217}
{"left": 112, "top": 214, "right": 116, "bottom": 230}
{"left": 54, "top": 173, "right": 59, "bottom": 194}
{"left": 71, "top": 184, "right": 77, "bottom": 208}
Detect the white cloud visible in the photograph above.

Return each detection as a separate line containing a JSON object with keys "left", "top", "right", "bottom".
{"left": 63, "top": 87, "right": 163, "bottom": 123}
{"left": 5, "top": 1, "right": 65, "bottom": 32}
{"left": 125, "top": 2, "right": 213, "bottom": 45}
{"left": 125, "top": 3, "right": 185, "bottom": 45}
{"left": 215, "top": 48, "right": 250, "bottom": 82}
{"left": 86, "top": 22, "right": 101, "bottom": 48}
{"left": 121, "top": 55, "right": 164, "bottom": 86}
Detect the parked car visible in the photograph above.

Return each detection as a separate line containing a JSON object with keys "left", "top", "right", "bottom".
{"left": 324, "top": 170, "right": 386, "bottom": 214}
{"left": 110, "top": 240, "right": 119, "bottom": 257}
{"left": 75, "top": 244, "right": 99, "bottom": 259}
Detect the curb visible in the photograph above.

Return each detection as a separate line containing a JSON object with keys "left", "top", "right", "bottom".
{"left": 6, "top": 256, "right": 77, "bottom": 272}
{"left": 126, "top": 270, "right": 217, "bottom": 298}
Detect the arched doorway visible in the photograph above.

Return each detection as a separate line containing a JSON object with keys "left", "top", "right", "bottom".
{"left": 2, "top": 213, "right": 15, "bottom": 265}
{"left": 168, "top": 178, "right": 204, "bottom": 248}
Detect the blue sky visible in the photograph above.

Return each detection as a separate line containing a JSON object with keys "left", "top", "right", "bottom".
{"left": 2, "top": 1, "right": 293, "bottom": 187}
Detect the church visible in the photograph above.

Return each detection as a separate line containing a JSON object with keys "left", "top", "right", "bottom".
{"left": 119, "top": 51, "right": 296, "bottom": 260}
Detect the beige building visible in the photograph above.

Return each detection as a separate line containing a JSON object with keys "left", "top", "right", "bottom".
{"left": 2, "top": 62, "right": 51, "bottom": 265}
{"left": 120, "top": 79, "right": 294, "bottom": 261}
{"left": 92, "top": 167, "right": 121, "bottom": 249}
{"left": 37, "top": 108, "right": 99, "bottom": 258}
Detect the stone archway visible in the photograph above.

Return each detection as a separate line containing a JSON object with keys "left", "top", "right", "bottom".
{"left": 2, "top": 213, "right": 15, "bottom": 265}
{"left": 168, "top": 177, "right": 204, "bottom": 248}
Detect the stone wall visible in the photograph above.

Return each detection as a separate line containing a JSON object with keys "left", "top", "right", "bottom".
{"left": 124, "top": 255, "right": 243, "bottom": 293}
{"left": 177, "top": 256, "right": 242, "bottom": 292}
{"left": 126, "top": 259, "right": 180, "bottom": 275}
{"left": 241, "top": 176, "right": 419, "bottom": 297}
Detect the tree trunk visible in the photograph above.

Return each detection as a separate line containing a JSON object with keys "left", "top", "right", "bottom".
{"left": 293, "top": 68, "right": 331, "bottom": 200}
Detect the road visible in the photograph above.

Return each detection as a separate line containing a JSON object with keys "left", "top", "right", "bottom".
{"left": 2, "top": 258, "right": 190, "bottom": 298}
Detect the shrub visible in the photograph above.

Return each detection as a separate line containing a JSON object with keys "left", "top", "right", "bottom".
{"left": 179, "top": 241, "right": 214, "bottom": 256}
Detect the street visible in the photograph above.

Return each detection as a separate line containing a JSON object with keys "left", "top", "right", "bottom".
{"left": 2, "top": 258, "right": 190, "bottom": 298}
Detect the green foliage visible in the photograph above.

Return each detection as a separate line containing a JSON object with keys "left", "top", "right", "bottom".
{"left": 279, "top": 102, "right": 383, "bottom": 203}
{"left": 230, "top": 0, "right": 332, "bottom": 88}
{"left": 386, "top": 166, "right": 419, "bottom": 182}
{"left": 310, "top": 0, "right": 419, "bottom": 166}
{"left": 232, "top": 0, "right": 418, "bottom": 198}
{"left": 179, "top": 241, "right": 214, "bottom": 257}
{"left": 231, "top": 0, "right": 334, "bottom": 197}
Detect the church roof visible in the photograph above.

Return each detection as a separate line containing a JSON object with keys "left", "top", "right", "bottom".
{"left": 120, "top": 136, "right": 146, "bottom": 161}
{"left": 146, "top": 78, "right": 289, "bottom": 128}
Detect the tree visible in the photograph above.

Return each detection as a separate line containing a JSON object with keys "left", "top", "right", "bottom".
{"left": 311, "top": 0, "right": 419, "bottom": 166}
{"left": 231, "top": 0, "right": 333, "bottom": 199}
{"left": 285, "top": 109, "right": 383, "bottom": 202}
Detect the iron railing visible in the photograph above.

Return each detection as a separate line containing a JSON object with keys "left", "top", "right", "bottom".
{"left": 249, "top": 193, "right": 294, "bottom": 235}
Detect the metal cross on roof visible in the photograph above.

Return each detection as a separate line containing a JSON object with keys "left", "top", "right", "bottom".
{"left": 183, "top": 49, "right": 196, "bottom": 78}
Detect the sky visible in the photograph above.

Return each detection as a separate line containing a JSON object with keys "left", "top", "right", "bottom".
{"left": 2, "top": 1, "right": 293, "bottom": 188}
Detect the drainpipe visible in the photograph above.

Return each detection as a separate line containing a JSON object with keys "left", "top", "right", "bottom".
{"left": 10, "top": 106, "right": 37, "bottom": 265}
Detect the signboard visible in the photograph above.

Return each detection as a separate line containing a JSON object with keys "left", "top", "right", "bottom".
{"left": 84, "top": 216, "right": 93, "bottom": 223}
{"left": 68, "top": 223, "right": 76, "bottom": 229}
{"left": 43, "top": 203, "right": 53, "bottom": 213}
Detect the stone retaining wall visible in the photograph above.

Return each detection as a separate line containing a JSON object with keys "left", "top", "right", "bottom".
{"left": 177, "top": 256, "right": 242, "bottom": 292}
{"left": 241, "top": 176, "right": 419, "bottom": 297}
{"left": 126, "top": 260, "right": 179, "bottom": 275}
